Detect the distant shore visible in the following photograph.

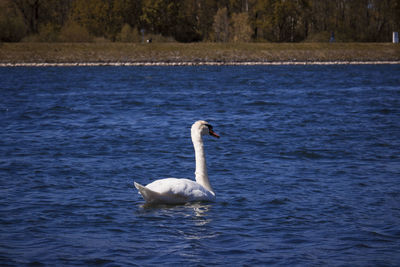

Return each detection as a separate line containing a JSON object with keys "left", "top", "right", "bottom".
{"left": 1, "top": 61, "right": 400, "bottom": 67}
{"left": 1, "top": 42, "right": 399, "bottom": 66}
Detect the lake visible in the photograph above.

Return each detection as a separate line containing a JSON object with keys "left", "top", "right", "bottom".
{"left": 1, "top": 65, "right": 400, "bottom": 266}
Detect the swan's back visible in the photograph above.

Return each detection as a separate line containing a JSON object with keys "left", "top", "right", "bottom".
{"left": 135, "top": 178, "right": 215, "bottom": 204}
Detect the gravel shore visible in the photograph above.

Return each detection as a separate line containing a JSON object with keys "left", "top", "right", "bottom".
{"left": 1, "top": 42, "right": 399, "bottom": 66}
{"left": 1, "top": 60, "right": 399, "bottom": 67}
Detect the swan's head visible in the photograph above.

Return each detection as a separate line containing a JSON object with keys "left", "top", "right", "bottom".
{"left": 191, "top": 120, "right": 220, "bottom": 139}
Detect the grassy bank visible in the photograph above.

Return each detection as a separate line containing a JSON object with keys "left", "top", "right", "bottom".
{"left": 0, "top": 42, "right": 399, "bottom": 64}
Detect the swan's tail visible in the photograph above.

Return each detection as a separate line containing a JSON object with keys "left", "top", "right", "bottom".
{"left": 134, "top": 182, "right": 162, "bottom": 203}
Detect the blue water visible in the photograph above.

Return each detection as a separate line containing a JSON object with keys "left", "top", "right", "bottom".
{"left": 1, "top": 65, "right": 400, "bottom": 266}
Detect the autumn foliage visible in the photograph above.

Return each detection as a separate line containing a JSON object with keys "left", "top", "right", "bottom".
{"left": 1, "top": 0, "right": 399, "bottom": 43}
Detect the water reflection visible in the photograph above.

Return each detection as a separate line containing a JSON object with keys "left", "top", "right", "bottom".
{"left": 190, "top": 203, "right": 212, "bottom": 226}
{"left": 182, "top": 203, "right": 217, "bottom": 240}
{"left": 138, "top": 202, "right": 211, "bottom": 220}
{"left": 136, "top": 202, "right": 217, "bottom": 240}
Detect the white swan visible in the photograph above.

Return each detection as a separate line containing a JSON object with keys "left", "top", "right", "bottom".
{"left": 134, "top": 120, "right": 219, "bottom": 204}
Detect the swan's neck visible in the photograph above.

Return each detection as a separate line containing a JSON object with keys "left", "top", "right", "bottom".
{"left": 192, "top": 135, "right": 214, "bottom": 193}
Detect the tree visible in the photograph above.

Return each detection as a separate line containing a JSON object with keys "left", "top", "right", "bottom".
{"left": 2, "top": 0, "right": 399, "bottom": 43}
{"left": 13, "top": 0, "right": 72, "bottom": 35}
{"left": 121, "top": 0, "right": 143, "bottom": 28}
{"left": 231, "top": 12, "right": 252, "bottom": 42}
{"left": 0, "top": 1, "right": 27, "bottom": 42}
{"left": 14, "top": 0, "right": 40, "bottom": 34}
{"left": 140, "top": 0, "right": 175, "bottom": 36}
{"left": 195, "top": 0, "right": 219, "bottom": 41}
{"left": 213, "top": 7, "right": 230, "bottom": 42}
{"left": 173, "top": 0, "right": 203, "bottom": 42}
{"left": 71, "top": 0, "right": 123, "bottom": 40}
{"left": 252, "top": 0, "right": 276, "bottom": 41}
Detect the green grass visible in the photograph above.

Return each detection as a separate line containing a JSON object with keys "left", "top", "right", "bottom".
{"left": 0, "top": 42, "right": 399, "bottom": 63}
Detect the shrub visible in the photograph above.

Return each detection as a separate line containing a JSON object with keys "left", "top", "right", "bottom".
{"left": 117, "top": 23, "right": 141, "bottom": 42}
{"left": 37, "top": 23, "right": 59, "bottom": 42}
{"left": 59, "top": 21, "right": 93, "bottom": 42}
{"left": 304, "top": 31, "right": 331, "bottom": 42}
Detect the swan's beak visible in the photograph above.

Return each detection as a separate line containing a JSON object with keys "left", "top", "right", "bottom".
{"left": 209, "top": 129, "right": 220, "bottom": 138}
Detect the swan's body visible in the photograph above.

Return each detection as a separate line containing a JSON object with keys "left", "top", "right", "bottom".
{"left": 134, "top": 120, "right": 219, "bottom": 204}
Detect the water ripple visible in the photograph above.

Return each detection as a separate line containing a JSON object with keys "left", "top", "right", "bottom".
{"left": 1, "top": 65, "right": 400, "bottom": 266}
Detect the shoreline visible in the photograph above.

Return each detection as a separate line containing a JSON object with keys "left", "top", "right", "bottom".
{"left": 1, "top": 60, "right": 400, "bottom": 67}
{"left": 1, "top": 43, "right": 399, "bottom": 67}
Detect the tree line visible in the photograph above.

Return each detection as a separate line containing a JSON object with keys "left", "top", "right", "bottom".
{"left": 1, "top": 0, "right": 399, "bottom": 43}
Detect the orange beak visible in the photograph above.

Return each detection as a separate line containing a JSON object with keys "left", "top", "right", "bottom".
{"left": 209, "top": 129, "right": 220, "bottom": 138}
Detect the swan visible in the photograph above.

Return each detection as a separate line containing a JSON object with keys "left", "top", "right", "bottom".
{"left": 134, "top": 120, "right": 220, "bottom": 204}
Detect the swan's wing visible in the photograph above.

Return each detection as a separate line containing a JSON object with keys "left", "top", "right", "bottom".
{"left": 134, "top": 182, "right": 163, "bottom": 203}
{"left": 134, "top": 181, "right": 190, "bottom": 204}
